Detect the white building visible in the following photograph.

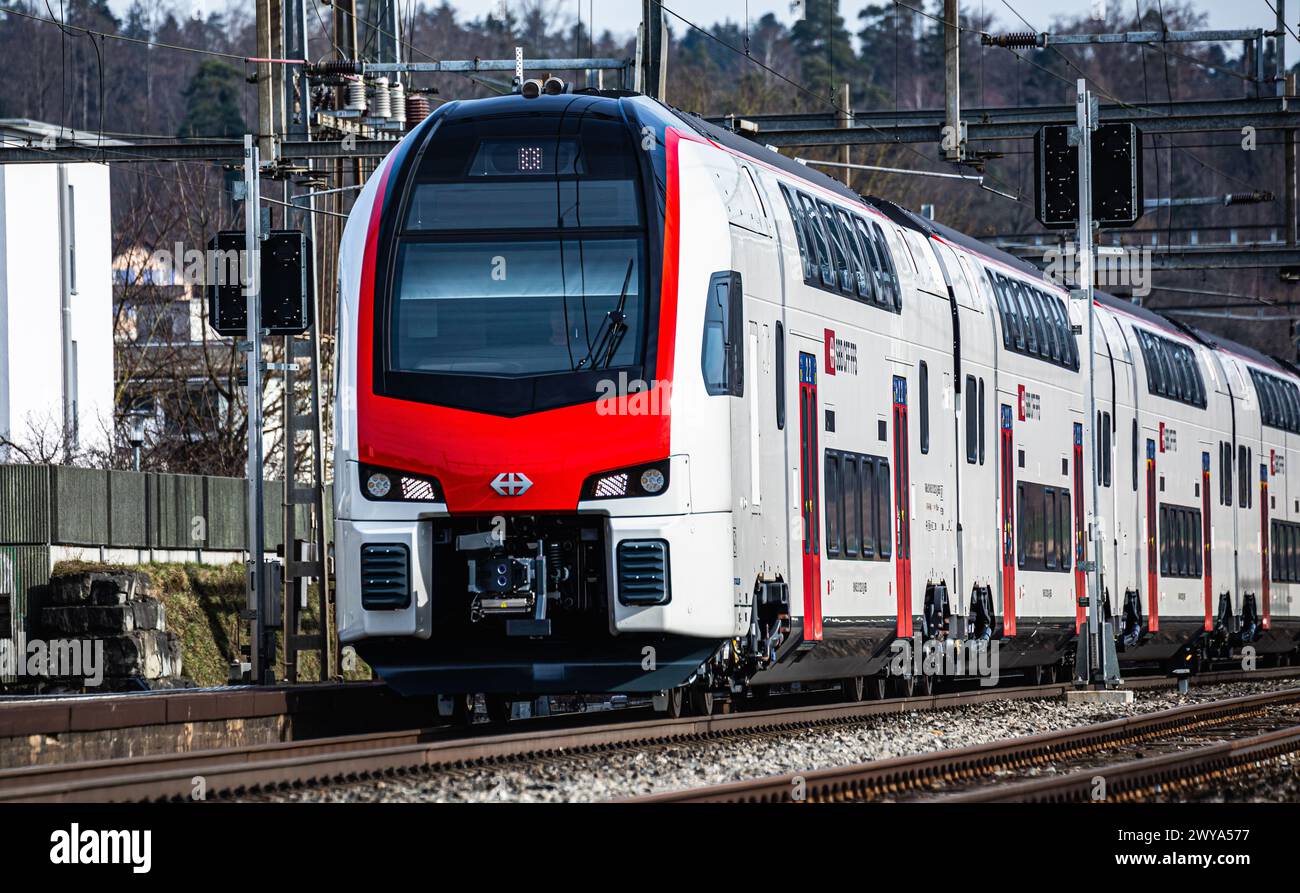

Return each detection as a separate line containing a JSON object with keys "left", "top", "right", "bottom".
{"left": 0, "top": 121, "right": 118, "bottom": 460}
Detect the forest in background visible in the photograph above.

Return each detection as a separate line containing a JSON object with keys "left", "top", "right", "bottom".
{"left": 0, "top": 0, "right": 1296, "bottom": 472}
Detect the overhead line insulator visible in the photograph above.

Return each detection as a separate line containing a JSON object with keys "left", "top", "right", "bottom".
{"left": 981, "top": 31, "right": 1042, "bottom": 49}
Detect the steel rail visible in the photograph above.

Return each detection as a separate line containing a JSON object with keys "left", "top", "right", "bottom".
{"left": 628, "top": 686, "right": 1300, "bottom": 803}
{"left": 944, "top": 724, "right": 1300, "bottom": 803}
{"left": 1, "top": 668, "right": 1295, "bottom": 802}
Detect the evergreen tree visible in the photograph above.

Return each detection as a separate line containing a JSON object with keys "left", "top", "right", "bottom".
{"left": 790, "top": 0, "right": 859, "bottom": 105}
{"left": 177, "top": 60, "right": 245, "bottom": 138}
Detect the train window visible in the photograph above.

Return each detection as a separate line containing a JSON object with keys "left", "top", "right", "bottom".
{"left": 920, "top": 361, "right": 930, "bottom": 455}
{"left": 816, "top": 200, "right": 852, "bottom": 293}
{"left": 835, "top": 208, "right": 870, "bottom": 299}
{"left": 1015, "top": 481, "right": 1069, "bottom": 572}
{"left": 871, "top": 222, "right": 902, "bottom": 311}
{"left": 1009, "top": 281, "right": 1040, "bottom": 356}
{"left": 965, "top": 375, "right": 978, "bottom": 464}
{"left": 850, "top": 215, "right": 883, "bottom": 304}
{"left": 986, "top": 271, "right": 1013, "bottom": 349}
{"left": 701, "top": 271, "right": 744, "bottom": 397}
{"left": 1027, "top": 288, "right": 1054, "bottom": 360}
{"left": 1159, "top": 503, "right": 1203, "bottom": 578}
{"left": 1059, "top": 489, "right": 1072, "bottom": 570}
{"left": 823, "top": 451, "right": 892, "bottom": 561}
{"left": 1045, "top": 488, "right": 1058, "bottom": 569}
{"left": 1221, "top": 441, "right": 1232, "bottom": 506}
{"left": 1137, "top": 329, "right": 1208, "bottom": 409}
{"left": 877, "top": 459, "right": 892, "bottom": 558}
{"left": 1097, "top": 411, "right": 1112, "bottom": 487}
{"left": 1238, "top": 446, "right": 1251, "bottom": 507}
{"left": 778, "top": 185, "right": 812, "bottom": 280}
{"left": 825, "top": 452, "right": 842, "bottom": 558}
{"left": 1131, "top": 419, "right": 1138, "bottom": 492}
{"left": 795, "top": 193, "right": 833, "bottom": 288}
{"left": 1253, "top": 367, "right": 1300, "bottom": 433}
{"left": 844, "top": 457, "right": 860, "bottom": 558}
{"left": 775, "top": 322, "right": 785, "bottom": 430}
{"left": 978, "top": 378, "right": 986, "bottom": 464}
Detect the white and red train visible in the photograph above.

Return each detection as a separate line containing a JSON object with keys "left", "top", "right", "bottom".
{"left": 332, "top": 88, "right": 1300, "bottom": 712}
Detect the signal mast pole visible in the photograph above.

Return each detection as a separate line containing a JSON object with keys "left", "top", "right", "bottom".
{"left": 1074, "top": 79, "right": 1115, "bottom": 688}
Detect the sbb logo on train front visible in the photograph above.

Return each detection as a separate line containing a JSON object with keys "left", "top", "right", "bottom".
{"left": 490, "top": 472, "right": 533, "bottom": 497}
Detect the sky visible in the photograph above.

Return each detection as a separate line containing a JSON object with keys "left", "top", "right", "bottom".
{"left": 449, "top": 0, "right": 1299, "bottom": 63}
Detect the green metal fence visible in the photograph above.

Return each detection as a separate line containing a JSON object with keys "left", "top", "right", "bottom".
{"left": 0, "top": 464, "right": 318, "bottom": 553}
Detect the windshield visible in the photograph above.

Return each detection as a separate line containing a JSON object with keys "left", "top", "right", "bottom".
{"left": 392, "top": 237, "right": 643, "bottom": 375}
{"left": 386, "top": 101, "right": 647, "bottom": 379}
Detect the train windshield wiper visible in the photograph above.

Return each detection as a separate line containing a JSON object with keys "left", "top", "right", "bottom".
{"left": 575, "top": 259, "right": 634, "bottom": 371}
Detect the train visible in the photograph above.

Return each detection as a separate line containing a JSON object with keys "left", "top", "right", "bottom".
{"left": 331, "top": 86, "right": 1300, "bottom": 718}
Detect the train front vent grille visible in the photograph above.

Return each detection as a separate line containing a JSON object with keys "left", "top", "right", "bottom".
{"left": 617, "top": 540, "right": 670, "bottom": 606}
{"left": 360, "top": 543, "right": 411, "bottom": 610}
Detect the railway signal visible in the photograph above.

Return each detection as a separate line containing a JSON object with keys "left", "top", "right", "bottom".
{"left": 1035, "top": 122, "right": 1143, "bottom": 229}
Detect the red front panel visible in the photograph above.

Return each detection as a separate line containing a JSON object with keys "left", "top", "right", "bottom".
{"left": 1202, "top": 451, "right": 1213, "bottom": 632}
{"left": 353, "top": 129, "right": 688, "bottom": 513}
{"left": 798, "top": 352, "right": 822, "bottom": 641}
{"left": 1146, "top": 438, "right": 1159, "bottom": 632}
{"left": 893, "top": 375, "right": 912, "bottom": 638}
{"left": 1000, "top": 404, "right": 1016, "bottom": 637}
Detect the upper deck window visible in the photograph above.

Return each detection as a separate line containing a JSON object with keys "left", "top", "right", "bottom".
{"left": 984, "top": 269, "right": 1078, "bottom": 371}
{"left": 1250, "top": 367, "right": 1300, "bottom": 433}
{"left": 1136, "top": 328, "right": 1207, "bottom": 409}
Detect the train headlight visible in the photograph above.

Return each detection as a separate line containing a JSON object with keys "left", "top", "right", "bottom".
{"left": 366, "top": 472, "right": 392, "bottom": 499}
{"left": 639, "top": 468, "right": 665, "bottom": 494}
{"left": 581, "top": 461, "right": 670, "bottom": 500}
{"left": 360, "top": 464, "right": 443, "bottom": 502}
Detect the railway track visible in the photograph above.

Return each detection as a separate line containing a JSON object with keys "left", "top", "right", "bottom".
{"left": 1, "top": 667, "right": 1295, "bottom": 802}
{"left": 632, "top": 685, "right": 1300, "bottom": 803}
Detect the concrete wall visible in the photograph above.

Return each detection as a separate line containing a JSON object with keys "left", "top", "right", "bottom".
{"left": 0, "top": 163, "right": 113, "bottom": 458}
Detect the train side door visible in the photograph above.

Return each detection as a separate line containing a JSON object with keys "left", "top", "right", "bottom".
{"left": 892, "top": 375, "right": 913, "bottom": 637}
{"left": 1000, "top": 404, "right": 1016, "bottom": 637}
{"left": 797, "top": 350, "right": 822, "bottom": 642}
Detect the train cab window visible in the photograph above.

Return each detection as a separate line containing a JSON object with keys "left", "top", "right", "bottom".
{"left": 920, "top": 361, "right": 930, "bottom": 454}
{"left": 778, "top": 184, "right": 812, "bottom": 280}
{"left": 965, "top": 374, "right": 978, "bottom": 464}
{"left": 702, "top": 271, "right": 744, "bottom": 397}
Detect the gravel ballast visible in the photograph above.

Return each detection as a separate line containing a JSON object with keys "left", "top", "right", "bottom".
{"left": 252, "top": 681, "right": 1300, "bottom": 803}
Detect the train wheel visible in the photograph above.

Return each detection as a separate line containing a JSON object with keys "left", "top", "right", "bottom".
{"left": 870, "top": 675, "right": 889, "bottom": 700}
{"left": 843, "top": 676, "right": 866, "bottom": 702}
{"left": 485, "top": 695, "right": 513, "bottom": 724}
{"left": 688, "top": 688, "right": 715, "bottom": 716}
{"left": 449, "top": 693, "right": 476, "bottom": 726}
{"left": 658, "top": 687, "right": 685, "bottom": 719}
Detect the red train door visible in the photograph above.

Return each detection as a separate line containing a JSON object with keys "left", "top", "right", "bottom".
{"left": 1000, "top": 404, "right": 1016, "bottom": 637}
{"left": 892, "top": 375, "right": 912, "bottom": 638}
{"left": 1073, "top": 422, "right": 1085, "bottom": 631}
{"left": 798, "top": 352, "right": 822, "bottom": 642}
{"left": 1202, "top": 451, "right": 1213, "bottom": 632}
{"left": 1146, "top": 438, "right": 1159, "bottom": 632}
{"left": 1261, "top": 460, "right": 1271, "bottom": 631}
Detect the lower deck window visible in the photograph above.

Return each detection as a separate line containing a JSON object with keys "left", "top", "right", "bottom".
{"left": 1016, "top": 480, "right": 1071, "bottom": 572}
{"left": 825, "top": 448, "right": 891, "bottom": 561}
{"left": 1158, "top": 503, "right": 1203, "bottom": 579}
